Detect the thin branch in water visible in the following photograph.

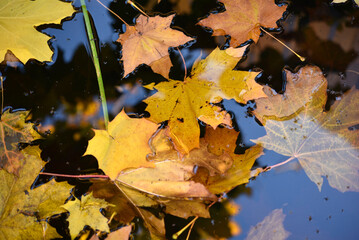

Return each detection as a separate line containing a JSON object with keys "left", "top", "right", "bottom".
{"left": 39, "top": 172, "right": 110, "bottom": 179}
{"left": 260, "top": 26, "right": 305, "bottom": 62}
{"left": 176, "top": 47, "right": 187, "bottom": 80}
{"left": 127, "top": 0, "right": 150, "bottom": 18}
{"left": 95, "top": 0, "right": 129, "bottom": 26}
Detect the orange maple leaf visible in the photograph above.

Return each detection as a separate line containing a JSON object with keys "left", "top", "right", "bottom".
{"left": 117, "top": 14, "right": 194, "bottom": 77}
{"left": 198, "top": 0, "right": 287, "bottom": 47}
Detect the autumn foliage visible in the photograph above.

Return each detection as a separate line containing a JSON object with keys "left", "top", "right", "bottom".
{"left": 0, "top": 0, "right": 358, "bottom": 239}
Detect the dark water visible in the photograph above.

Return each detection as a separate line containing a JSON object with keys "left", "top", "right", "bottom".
{"left": 1, "top": 0, "right": 359, "bottom": 239}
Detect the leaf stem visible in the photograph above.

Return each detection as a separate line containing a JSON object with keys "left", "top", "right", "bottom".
{"left": 127, "top": 0, "right": 150, "bottom": 18}
{"left": 173, "top": 216, "right": 198, "bottom": 239}
{"left": 80, "top": 0, "right": 109, "bottom": 130}
{"left": 0, "top": 76, "right": 3, "bottom": 114}
{"left": 260, "top": 26, "right": 305, "bottom": 62}
{"left": 266, "top": 156, "right": 296, "bottom": 170}
{"left": 176, "top": 47, "right": 187, "bottom": 80}
{"left": 95, "top": 0, "right": 129, "bottom": 26}
{"left": 39, "top": 172, "right": 110, "bottom": 179}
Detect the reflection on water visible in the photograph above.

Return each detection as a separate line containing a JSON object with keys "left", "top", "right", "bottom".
{"left": 0, "top": 0, "right": 358, "bottom": 239}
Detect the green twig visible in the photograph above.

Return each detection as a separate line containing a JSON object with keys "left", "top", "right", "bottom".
{"left": 80, "top": 0, "right": 109, "bottom": 130}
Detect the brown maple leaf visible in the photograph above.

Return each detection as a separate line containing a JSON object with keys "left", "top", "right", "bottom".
{"left": 198, "top": 0, "right": 287, "bottom": 47}
{"left": 117, "top": 14, "right": 194, "bottom": 77}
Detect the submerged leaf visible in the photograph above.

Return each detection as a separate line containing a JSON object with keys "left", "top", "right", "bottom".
{"left": 0, "top": 0, "right": 75, "bottom": 63}
{"left": 254, "top": 66, "right": 327, "bottom": 124}
{"left": 246, "top": 208, "right": 290, "bottom": 240}
{"left": 253, "top": 66, "right": 359, "bottom": 192}
{"left": 0, "top": 109, "right": 42, "bottom": 174}
{"left": 198, "top": 0, "right": 287, "bottom": 46}
{"left": 144, "top": 47, "right": 263, "bottom": 154}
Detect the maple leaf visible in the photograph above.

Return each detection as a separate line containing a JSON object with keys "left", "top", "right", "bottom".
{"left": 144, "top": 47, "right": 263, "bottom": 154}
{"left": 84, "top": 109, "right": 159, "bottom": 180}
{"left": 252, "top": 66, "right": 359, "bottom": 192}
{"left": 0, "top": 146, "right": 70, "bottom": 239}
{"left": 0, "top": 109, "right": 42, "bottom": 174}
{"left": 90, "top": 225, "right": 132, "bottom": 240}
{"left": 198, "top": 0, "right": 287, "bottom": 47}
{"left": 117, "top": 14, "right": 194, "bottom": 77}
{"left": 199, "top": 127, "right": 264, "bottom": 194}
{"left": 254, "top": 66, "right": 328, "bottom": 124}
{"left": 332, "top": 0, "right": 359, "bottom": 5}
{"left": 0, "top": 0, "right": 75, "bottom": 63}
{"left": 246, "top": 208, "right": 290, "bottom": 240}
{"left": 62, "top": 192, "right": 110, "bottom": 239}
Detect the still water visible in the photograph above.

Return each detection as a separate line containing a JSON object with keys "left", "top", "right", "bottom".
{"left": 1, "top": 0, "right": 358, "bottom": 239}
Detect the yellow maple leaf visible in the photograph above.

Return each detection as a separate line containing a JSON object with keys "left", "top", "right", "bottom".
{"left": 117, "top": 14, "right": 194, "bottom": 77}
{"left": 144, "top": 47, "right": 264, "bottom": 154}
{"left": 0, "top": 0, "right": 75, "bottom": 63}
{"left": 84, "top": 110, "right": 158, "bottom": 180}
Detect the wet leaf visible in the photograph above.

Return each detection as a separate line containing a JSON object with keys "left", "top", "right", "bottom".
{"left": 198, "top": 0, "right": 287, "bottom": 47}
{"left": 0, "top": 0, "right": 75, "bottom": 63}
{"left": 144, "top": 47, "right": 263, "bottom": 154}
{"left": 62, "top": 192, "right": 110, "bottom": 239}
{"left": 117, "top": 160, "right": 216, "bottom": 199}
{"left": 0, "top": 109, "right": 42, "bottom": 175}
{"left": 106, "top": 225, "right": 132, "bottom": 240}
{"left": 254, "top": 66, "right": 327, "bottom": 124}
{"left": 84, "top": 110, "right": 159, "bottom": 180}
{"left": 0, "top": 146, "right": 64, "bottom": 239}
{"left": 246, "top": 208, "right": 290, "bottom": 240}
{"left": 253, "top": 66, "right": 359, "bottom": 192}
{"left": 117, "top": 14, "right": 194, "bottom": 77}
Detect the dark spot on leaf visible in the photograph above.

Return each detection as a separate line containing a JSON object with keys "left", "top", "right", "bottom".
{"left": 177, "top": 118, "right": 184, "bottom": 122}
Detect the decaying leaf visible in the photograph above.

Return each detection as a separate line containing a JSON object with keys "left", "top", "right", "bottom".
{"left": 253, "top": 66, "right": 359, "bottom": 192}
{"left": 254, "top": 66, "right": 327, "bottom": 124}
{"left": 84, "top": 109, "right": 159, "bottom": 179}
{"left": 0, "top": 109, "right": 42, "bottom": 174}
{"left": 117, "top": 14, "right": 194, "bottom": 76}
{"left": 62, "top": 192, "right": 110, "bottom": 239}
{"left": 198, "top": 0, "right": 287, "bottom": 47}
{"left": 246, "top": 208, "right": 290, "bottom": 240}
{"left": 200, "top": 127, "right": 264, "bottom": 194}
{"left": 0, "top": 0, "right": 75, "bottom": 63}
{"left": 144, "top": 47, "right": 263, "bottom": 154}
{"left": 0, "top": 146, "right": 66, "bottom": 239}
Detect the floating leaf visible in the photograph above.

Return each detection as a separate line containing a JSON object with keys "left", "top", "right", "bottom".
{"left": 246, "top": 208, "right": 290, "bottom": 240}
{"left": 117, "top": 14, "right": 194, "bottom": 77}
{"left": 84, "top": 110, "right": 159, "bottom": 180}
{"left": 62, "top": 192, "right": 110, "bottom": 239}
{"left": 0, "top": 146, "right": 65, "bottom": 239}
{"left": 254, "top": 66, "right": 327, "bottom": 124}
{"left": 0, "top": 0, "right": 75, "bottom": 63}
{"left": 253, "top": 66, "right": 359, "bottom": 192}
{"left": 144, "top": 47, "right": 262, "bottom": 154}
{"left": 198, "top": 0, "right": 287, "bottom": 47}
